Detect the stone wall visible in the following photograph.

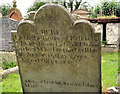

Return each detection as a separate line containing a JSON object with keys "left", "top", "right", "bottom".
{"left": 0, "top": 18, "right": 19, "bottom": 51}
{"left": 0, "top": 52, "right": 16, "bottom": 63}
{"left": 92, "top": 23, "right": 119, "bottom": 45}
{"left": 106, "top": 23, "right": 119, "bottom": 44}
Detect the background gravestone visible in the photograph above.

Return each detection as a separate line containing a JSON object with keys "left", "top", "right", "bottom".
{"left": 0, "top": 18, "right": 2, "bottom": 51}
{"left": 11, "top": 4, "right": 101, "bottom": 92}
{"left": 1, "top": 18, "right": 19, "bottom": 51}
{"left": 0, "top": 18, "right": 2, "bottom": 84}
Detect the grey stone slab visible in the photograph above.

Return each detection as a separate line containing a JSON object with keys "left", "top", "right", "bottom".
{"left": 0, "top": 18, "right": 2, "bottom": 51}
{"left": 11, "top": 4, "right": 101, "bottom": 92}
{"left": 1, "top": 18, "right": 19, "bottom": 51}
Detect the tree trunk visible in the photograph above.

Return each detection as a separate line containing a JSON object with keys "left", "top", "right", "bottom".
{"left": 75, "top": 0, "right": 82, "bottom": 10}
{"left": 69, "top": 0, "right": 73, "bottom": 12}
{"left": 63, "top": 1, "right": 67, "bottom": 8}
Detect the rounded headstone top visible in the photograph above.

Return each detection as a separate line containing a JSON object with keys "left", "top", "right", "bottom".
{"left": 26, "top": 11, "right": 36, "bottom": 21}
{"left": 18, "top": 4, "right": 96, "bottom": 34}
{"left": 34, "top": 4, "right": 73, "bottom": 27}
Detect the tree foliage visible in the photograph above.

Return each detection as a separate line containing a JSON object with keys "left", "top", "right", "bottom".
{"left": 89, "top": 0, "right": 120, "bottom": 18}
{"left": 27, "top": 1, "right": 47, "bottom": 13}
{"left": 0, "top": 4, "right": 12, "bottom": 18}
{"left": 27, "top": 0, "right": 90, "bottom": 13}
{"left": 101, "top": 1, "right": 117, "bottom": 16}
{"left": 67, "top": 0, "right": 90, "bottom": 11}
{"left": 114, "top": 2, "right": 120, "bottom": 17}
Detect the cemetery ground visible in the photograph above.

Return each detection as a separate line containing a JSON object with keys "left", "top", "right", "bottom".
{"left": 0, "top": 52, "right": 118, "bottom": 92}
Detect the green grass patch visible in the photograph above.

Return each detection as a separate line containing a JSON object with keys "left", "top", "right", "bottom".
{"left": 102, "top": 52, "right": 118, "bottom": 89}
{"left": 0, "top": 80, "right": 2, "bottom": 94}
{"left": 2, "top": 61, "right": 17, "bottom": 70}
{"left": 2, "top": 73, "right": 22, "bottom": 92}
{"left": 2, "top": 58, "right": 17, "bottom": 70}
{"left": 98, "top": 15, "right": 117, "bottom": 18}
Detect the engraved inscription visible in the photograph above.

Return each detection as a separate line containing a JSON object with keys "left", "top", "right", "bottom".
{"left": 24, "top": 79, "right": 99, "bottom": 88}
{"left": 14, "top": 30, "right": 100, "bottom": 64}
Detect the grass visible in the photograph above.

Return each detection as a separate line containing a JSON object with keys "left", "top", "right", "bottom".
{"left": 0, "top": 52, "right": 17, "bottom": 70}
{"left": 2, "top": 57, "right": 17, "bottom": 70}
{"left": 2, "top": 73, "right": 22, "bottom": 92}
{"left": 98, "top": 15, "right": 117, "bottom": 18}
{"left": 2, "top": 61, "right": 17, "bottom": 70}
{"left": 102, "top": 52, "right": 118, "bottom": 90}
{"left": 1, "top": 52, "right": 118, "bottom": 92}
{"left": 0, "top": 80, "right": 2, "bottom": 94}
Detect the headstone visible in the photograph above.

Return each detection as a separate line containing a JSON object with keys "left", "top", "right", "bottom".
{"left": 0, "top": 18, "right": 2, "bottom": 92}
{"left": 26, "top": 11, "right": 36, "bottom": 21}
{"left": 11, "top": 4, "right": 101, "bottom": 93}
{"left": 98, "top": 9, "right": 102, "bottom": 18}
{"left": 0, "top": 18, "right": 2, "bottom": 51}
{"left": 111, "top": 8, "right": 114, "bottom": 16}
{"left": 2, "top": 18, "right": 19, "bottom": 51}
{"left": 99, "top": 9, "right": 102, "bottom": 17}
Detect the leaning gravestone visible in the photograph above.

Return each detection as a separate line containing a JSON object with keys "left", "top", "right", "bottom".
{"left": 11, "top": 4, "right": 101, "bottom": 93}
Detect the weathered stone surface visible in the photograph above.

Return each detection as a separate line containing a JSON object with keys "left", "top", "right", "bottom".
{"left": 106, "top": 23, "right": 119, "bottom": 44}
{"left": 0, "top": 66, "right": 18, "bottom": 79}
{"left": 102, "top": 44, "right": 118, "bottom": 53}
{"left": 0, "top": 18, "right": 2, "bottom": 51}
{"left": 0, "top": 18, "right": 2, "bottom": 76}
{"left": 0, "top": 52, "right": 17, "bottom": 63}
{"left": 1, "top": 18, "right": 19, "bottom": 51}
{"left": 91, "top": 23, "right": 103, "bottom": 42}
{"left": 26, "top": 11, "right": 36, "bottom": 21}
{"left": 11, "top": 4, "right": 101, "bottom": 92}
